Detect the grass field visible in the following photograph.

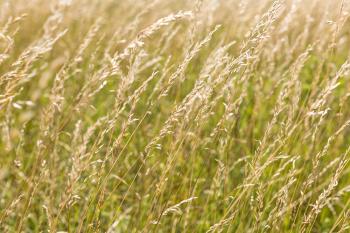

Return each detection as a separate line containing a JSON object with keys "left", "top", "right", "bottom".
{"left": 1, "top": 0, "right": 350, "bottom": 232}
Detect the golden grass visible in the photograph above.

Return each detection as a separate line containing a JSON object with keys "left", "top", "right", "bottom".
{"left": 1, "top": 0, "right": 350, "bottom": 232}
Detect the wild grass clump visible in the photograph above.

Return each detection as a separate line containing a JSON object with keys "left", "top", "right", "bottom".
{"left": 1, "top": 0, "right": 350, "bottom": 232}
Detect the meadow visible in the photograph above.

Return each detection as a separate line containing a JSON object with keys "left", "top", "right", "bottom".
{"left": 1, "top": 0, "right": 350, "bottom": 232}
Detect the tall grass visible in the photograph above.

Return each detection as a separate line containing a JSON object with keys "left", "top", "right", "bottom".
{"left": 1, "top": 0, "right": 350, "bottom": 232}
